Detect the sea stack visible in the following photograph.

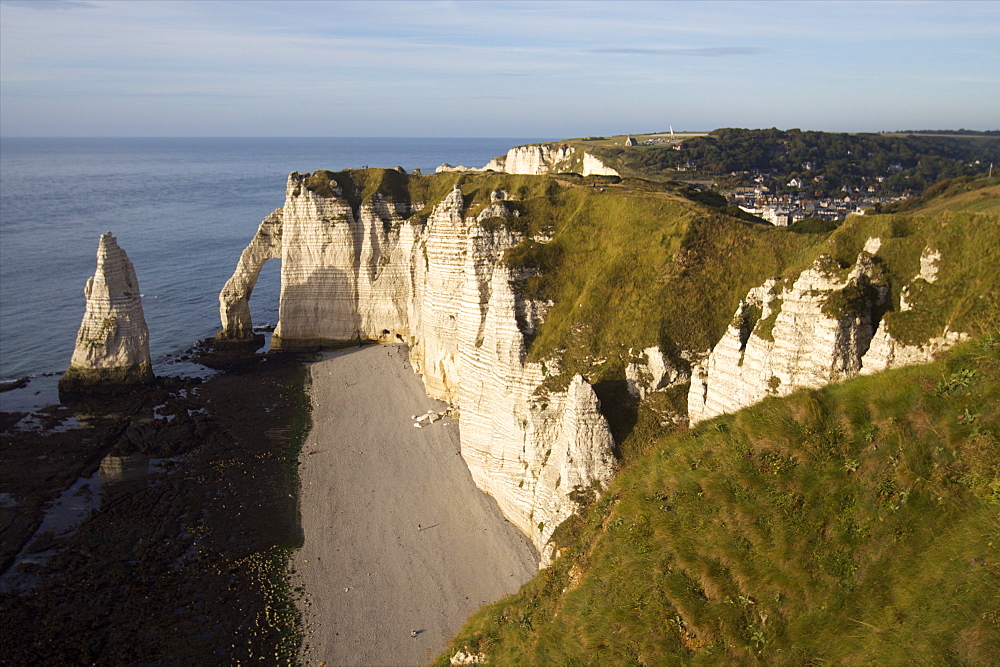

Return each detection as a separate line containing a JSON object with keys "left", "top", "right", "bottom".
{"left": 59, "top": 232, "right": 153, "bottom": 394}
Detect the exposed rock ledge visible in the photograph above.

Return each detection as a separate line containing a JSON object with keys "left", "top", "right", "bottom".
{"left": 688, "top": 239, "right": 967, "bottom": 425}
{"left": 483, "top": 144, "right": 619, "bottom": 177}
{"left": 219, "top": 173, "right": 616, "bottom": 558}
{"left": 60, "top": 232, "right": 153, "bottom": 394}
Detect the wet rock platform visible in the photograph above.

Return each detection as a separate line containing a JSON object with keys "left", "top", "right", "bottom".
{"left": 0, "top": 358, "right": 309, "bottom": 663}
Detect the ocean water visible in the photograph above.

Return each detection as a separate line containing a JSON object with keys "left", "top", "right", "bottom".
{"left": 0, "top": 137, "right": 541, "bottom": 397}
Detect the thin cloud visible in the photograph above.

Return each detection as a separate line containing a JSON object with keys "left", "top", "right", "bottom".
{"left": 0, "top": 0, "right": 98, "bottom": 9}
{"left": 591, "top": 47, "right": 775, "bottom": 57}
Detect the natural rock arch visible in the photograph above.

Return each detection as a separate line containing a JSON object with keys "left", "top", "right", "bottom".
{"left": 217, "top": 209, "right": 283, "bottom": 341}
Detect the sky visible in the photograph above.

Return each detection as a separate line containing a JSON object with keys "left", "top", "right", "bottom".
{"left": 1, "top": 0, "right": 997, "bottom": 137}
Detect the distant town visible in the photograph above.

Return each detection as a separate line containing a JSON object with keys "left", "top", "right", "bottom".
{"left": 723, "top": 180, "right": 906, "bottom": 225}
{"left": 582, "top": 129, "right": 999, "bottom": 225}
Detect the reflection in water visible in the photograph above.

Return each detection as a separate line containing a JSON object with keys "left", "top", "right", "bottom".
{"left": 99, "top": 452, "right": 150, "bottom": 481}
{"left": 1, "top": 451, "right": 155, "bottom": 593}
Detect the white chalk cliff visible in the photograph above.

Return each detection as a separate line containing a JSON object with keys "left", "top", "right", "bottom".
{"left": 484, "top": 144, "right": 619, "bottom": 177}
{"left": 688, "top": 240, "right": 967, "bottom": 425}
{"left": 61, "top": 232, "right": 153, "bottom": 391}
{"left": 220, "top": 173, "right": 616, "bottom": 556}
{"left": 218, "top": 209, "right": 283, "bottom": 341}
{"left": 626, "top": 346, "right": 689, "bottom": 400}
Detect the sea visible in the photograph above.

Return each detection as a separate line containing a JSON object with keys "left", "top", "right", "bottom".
{"left": 0, "top": 137, "right": 544, "bottom": 410}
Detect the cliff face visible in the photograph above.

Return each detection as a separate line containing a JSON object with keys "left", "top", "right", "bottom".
{"left": 688, "top": 239, "right": 967, "bottom": 425}
{"left": 271, "top": 175, "right": 419, "bottom": 348}
{"left": 218, "top": 209, "right": 283, "bottom": 340}
{"left": 484, "top": 145, "right": 575, "bottom": 175}
{"left": 60, "top": 232, "right": 153, "bottom": 392}
{"left": 220, "top": 173, "right": 616, "bottom": 556}
{"left": 484, "top": 144, "right": 619, "bottom": 177}
{"left": 582, "top": 152, "right": 620, "bottom": 177}
{"left": 860, "top": 245, "right": 968, "bottom": 374}
{"left": 458, "top": 264, "right": 615, "bottom": 557}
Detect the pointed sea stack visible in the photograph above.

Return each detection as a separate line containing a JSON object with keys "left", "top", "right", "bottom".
{"left": 59, "top": 232, "right": 153, "bottom": 395}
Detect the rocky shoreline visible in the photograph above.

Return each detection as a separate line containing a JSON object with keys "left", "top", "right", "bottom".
{"left": 0, "top": 351, "right": 310, "bottom": 663}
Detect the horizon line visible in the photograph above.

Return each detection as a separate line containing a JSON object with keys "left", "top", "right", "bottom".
{"left": 2, "top": 129, "right": 997, "bottom": 140}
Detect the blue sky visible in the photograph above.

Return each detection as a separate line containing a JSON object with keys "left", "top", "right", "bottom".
{"left": 1, "top": 0, "right": 997, "bottom": 137}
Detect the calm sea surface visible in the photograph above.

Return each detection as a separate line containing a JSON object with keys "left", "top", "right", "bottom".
{"left": 0, "top": 137, "right": 542, "bottom": 389}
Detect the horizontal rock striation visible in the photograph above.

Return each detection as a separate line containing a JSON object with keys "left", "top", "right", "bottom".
{"left": 689, "top": 240, "right": 968, "bottom": 425}
{"left": 60, "top": 232, "right": 153, "bottom": 393}
{"left": 220, "top": 172, "right": 616, "bottom": 556}
{"left": 458, "top": 264, "right": 615, "bottom": 559}
{"left": 273, "top": 174, "right": 420, "bottom": 349}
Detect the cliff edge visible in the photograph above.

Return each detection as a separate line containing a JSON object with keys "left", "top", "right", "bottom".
{"left": 219, "top": 170, "right": 617, "bottom": 556}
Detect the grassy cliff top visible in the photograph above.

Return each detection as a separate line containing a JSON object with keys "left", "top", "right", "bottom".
{"left": 430, "top": 169, "right": 1000, "bottom": 667}
{"left": 500, "top": 130, "right": 1000, "bottom": 197}
{"left": 437, "top": 333, "right": 1000, "bottom": 665}
{"left": 887, "top": 176, "right": 1000, "bottom": 216}
{"left": 299, "top": 169, "right": 999, "bottom": 389}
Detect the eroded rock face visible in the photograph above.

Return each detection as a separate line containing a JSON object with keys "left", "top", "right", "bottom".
{"left": 458, "top": 265, "right": 615, "bottom": 561}
{"left": 220, "top": 174, "right": 617, "bottom": 555}
{"left": 484, "top": 144, "right": 575, "bottom": 175}
{"left": 60, "top": 233, "right": 153, "bottom": 393}
{"left": 626, "top": 346, "right": 689, "bottom": 400}
{"left": 688, "top": 241, "right": 968, "bottom": 425}
{"left": 689, "top": 251, "right": 889, "bottom": 425}
{"left": 859, "top": 325, "right": 967, "bottom": 375}
{"left": 218, "top": 209, "right": 283, "bottom": 341}
{"left": 862, "top": 244, "right": 966, "bottom": 374}
{"left": 581, "top": 153, "right": 619, "bottom": 177}
{"left": 408, "top": 186, "right": 470, "bottom": 401}
{"left": 272, "top": 173, "right": 419, "bottom": 349}
{"left": 483, "top": 144, "right": 619, "bottom": 178}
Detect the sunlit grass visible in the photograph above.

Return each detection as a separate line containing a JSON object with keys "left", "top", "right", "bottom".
{"left": 438, "top": 336, "right": 1000, "bottom": 664}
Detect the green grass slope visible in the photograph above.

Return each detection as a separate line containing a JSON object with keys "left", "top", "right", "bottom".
{"left": 428, "top": 176, "right": 1000, "bottom": 665}
{"left": 886, "top": 177, "right": 1000, "bottom": 216}
{"left": 300, "top": 169, "right": 999, "bottom": 429}
{"left": 437, "top": 335, "right": 1000, "bottom": 665}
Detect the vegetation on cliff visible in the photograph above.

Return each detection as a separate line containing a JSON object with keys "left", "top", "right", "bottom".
{"left": 300, "top": 167, "right": 998, "bottom": 417}
{"left": 498, "top": 175, "right": 996, "bottom": 410}
{"left": 428, "top": 177, "right": 999, "bottom": 664}
{"left": 550, "top": 129, "right": 1000, "bottom": 197}
{"left": 436, "top": 334, "right": 999, "bottom": 664}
